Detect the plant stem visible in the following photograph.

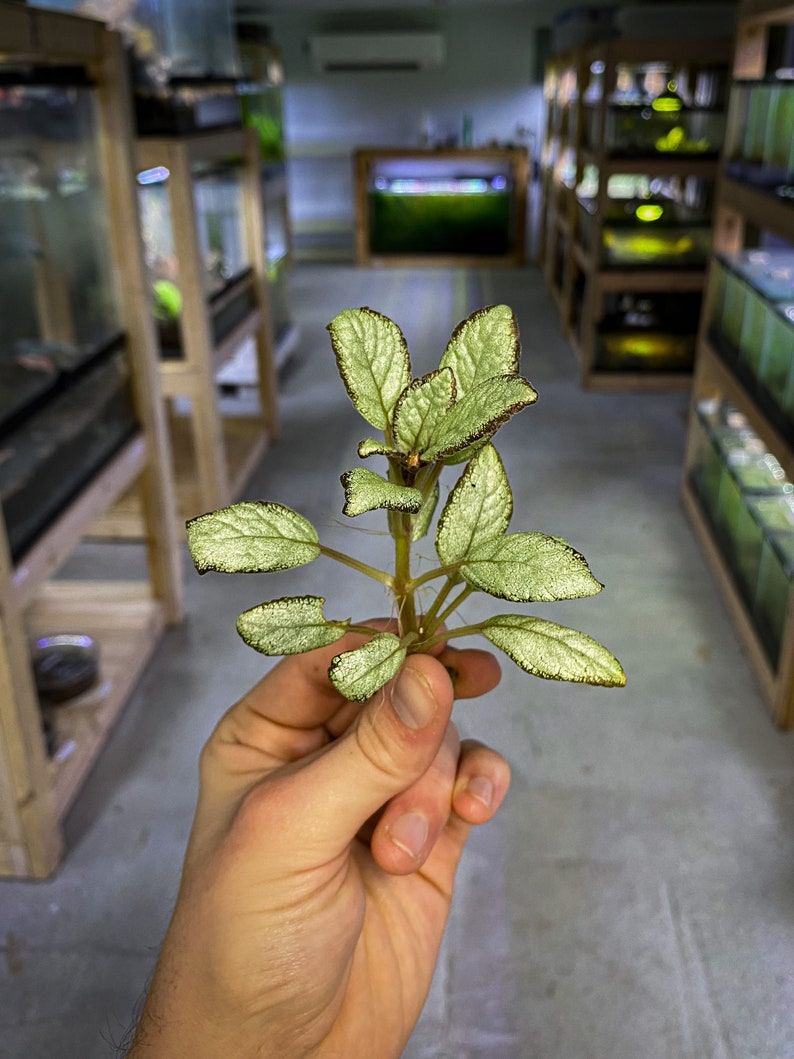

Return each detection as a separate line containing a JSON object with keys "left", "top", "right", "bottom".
{"left": 426, "top": 584, "right": 474, "bottom": 638}
{"left": 420, "top": 575, "right": 457, "bottom": 634}
{"left": 319, "top": 544, "right": 394, "bottom": 587}
{"left": 418, "top": 622, "right": 486, "bottom": 651}
{"left": 393, "top": 512, "right": 417, "bottom": 637}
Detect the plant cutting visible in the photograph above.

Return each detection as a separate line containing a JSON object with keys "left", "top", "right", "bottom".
{"left": 186, "top": 304, "right": 626, "bottom": 702}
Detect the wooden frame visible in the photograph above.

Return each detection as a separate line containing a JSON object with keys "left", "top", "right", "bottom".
{"left": 681, "top": 0, "right": 794, "bottom": 727}
{"left": 0, "top": 4, "right": 183, "bottom": 877}
{"left": 540, "top": 37, "right": 732, "bottom": 391}
{"left": 353, "top": 148, "right": 529, "bottom": 268}
{"left": 94, "top": 125, "right": 281, "bottom": 535}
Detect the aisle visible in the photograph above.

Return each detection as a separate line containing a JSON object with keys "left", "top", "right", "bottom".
{"left": 1, "top": 265, "right": 792, "bottom": 1059}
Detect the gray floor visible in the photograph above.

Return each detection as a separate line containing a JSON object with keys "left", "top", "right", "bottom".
{"left": 2, "top": 265, "right": 794, "bottom": 1059}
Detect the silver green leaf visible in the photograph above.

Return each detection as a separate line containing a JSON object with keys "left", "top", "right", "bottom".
{"left": 436, "top": 444, "right": 513, "bottom": 568}
{"left": 423, "top": 375, "right": 538, "bottom": 461}
{"left": 439, "top": 304, "right": 520, "bottom": 397}
{"left": 392, "top": 367, "right": 456, "bottom": 454}
{"left": 482, "top": 614, "right": 626, "bottom": 687}
{"left": 358, "top": 437, "right": 402, "bottom": 460}
{"left": 186, "top": 502, "right": 320, "bottom": 574}
{"left": 236, "top": 596, "right": 349, "bottom": 655}
{"left": 461, "top": 532, "right": 603, "bottom": 602}
{"left": 328, "top": 632, "right": 406, "bottom": 701}
{"left": 327, "top": 308, "right": 411, "bottom": 430}
{"left": 341, "top": 468, "right": 424, "bottom": 517}
{"left": 411, "top": 482, "right": 440, "bottom": 542}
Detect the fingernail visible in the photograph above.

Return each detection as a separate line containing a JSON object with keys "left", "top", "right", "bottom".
{"left": 387, "top": 812, "right": 428, "bottom": 859}
{"left": 392, "top": 667, "right": 438, "bottom": 730}
{"left": 466, "top": 776, "right": 493, "bottom": 808}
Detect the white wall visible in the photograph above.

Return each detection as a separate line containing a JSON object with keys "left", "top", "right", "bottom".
{"left": 261, "top": 5, "right": 558, "bottom": 259}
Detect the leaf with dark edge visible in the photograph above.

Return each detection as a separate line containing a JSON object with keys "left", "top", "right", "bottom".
{"left": 423, "top": 375, "right": 538, "bottom": 461}
{"left": 327, "top": 308, "right": 411, "bottom": 430}
{"left": 236, "top": 596, "right": 349, "bottom": 655}
{"left": 439, "top": 304, "right": 520, "bottom": 397}
{"left": 186, "top": 502, "right": 320, "bottom": 574}
{"left": 328, "top": 632, "right": 406, "bottom": 701}
{"left": 436, "top": 444, "right": 513, "bottom": 567}
{"left": 358, "top": 438, "right": 402, "bottom": 461}
{"left": 482, "top": 614, "right": 626, "bottom": 686}
{"left": 392, "top": 367, "right": 456, "bottom": 455}
{"left": 341, "top": 468, "right": 424, "bottom": 517}
{"left": 461, "top": 532, "right": 603, "bottom": 602}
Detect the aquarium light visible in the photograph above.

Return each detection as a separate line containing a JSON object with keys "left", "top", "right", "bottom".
{"left": 635, "top": 204, "right": 664, "bottom": 222}
{"left": 137, "top": 166, "right": 170, "bottom": 185}
{"left": 652, "top": 82, "right": 683, "bottom": 113}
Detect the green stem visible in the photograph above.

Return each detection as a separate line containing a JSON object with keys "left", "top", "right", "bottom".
{"left": 419, "top": 622, "right": 486, "bottom": 651}
{"left": 319, "top": 544, "right": 394, "bottom": 588}
{"left": 409, "top": 561, "right": 463, "bottom": 591}
{"left": 428, "top": 584, "right": 474, "bottom": 637}
{"left": 420, "top": 575, "right": 457, "bottom": 634}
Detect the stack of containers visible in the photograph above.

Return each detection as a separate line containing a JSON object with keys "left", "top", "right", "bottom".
{"left": 691, "top": 399, "right": 794, "bottom": 664}
{"left": 707, "top": 251, "right": 794, "bottom": 430}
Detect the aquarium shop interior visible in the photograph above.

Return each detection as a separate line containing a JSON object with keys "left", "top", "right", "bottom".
{"left": 2, "top": 0, "right": 794, "bottom": 1055}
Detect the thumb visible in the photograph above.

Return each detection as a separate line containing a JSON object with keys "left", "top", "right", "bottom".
{"left": 279, "top": 655, "right": 455, "bottom": 862}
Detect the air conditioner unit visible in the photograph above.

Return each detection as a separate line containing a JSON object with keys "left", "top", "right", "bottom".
{"left": 308, "top": 33, "right": 445, "bottom": 73}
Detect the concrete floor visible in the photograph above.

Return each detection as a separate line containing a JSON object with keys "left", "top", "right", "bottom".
{"left": 2, "top": 265, "right": 794, "bottom": 1058}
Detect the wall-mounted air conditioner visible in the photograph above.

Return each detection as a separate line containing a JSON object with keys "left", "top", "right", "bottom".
{"left": 308, "top": 33, "right": 446, "bottom": 73}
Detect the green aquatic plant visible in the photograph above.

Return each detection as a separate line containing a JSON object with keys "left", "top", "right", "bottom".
{"left": 186, "top": 305, "right": 626, "bottom": 701}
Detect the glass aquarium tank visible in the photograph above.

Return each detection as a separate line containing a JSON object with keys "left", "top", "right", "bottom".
{"left": 367, "top": 158, "right": 517, "bottom": 257}
{"left": 137, "top": 158, "right": 253, "bottom": 356}
{"left": 577, "top": 170, "right": 714, "bottom": 268}
{"left": 594, "top": 290, "right": 702, "bottom": 372}
{"left": 0, "top": 76, "right": 137, "bottom": 561}
{"left": 583, "top": 59, "right": 727, "bottom": 158}
{"left": 753, "top": 512, "right": 794, "bottom": 667}
{"left": 29, "top": 0, "right": 242, "bottom": 132}
{"left": 238, "top": 24, "right": 286, "bottom": 163}
{"left": 724, "top": 23, "right": 794, "bottom": 193}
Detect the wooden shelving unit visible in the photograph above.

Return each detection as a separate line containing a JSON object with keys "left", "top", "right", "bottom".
{"left": 0, "top": 4, "right": 183, "bottom": 877}
{"left": 95, "top": 125, "right": 281, "bottom": 536}
{"left": 541, "top": 37, "right": 731, "bottom": 390}
{"left": 682, "top": 0, "right": 794, "bottom": 727}
{"left": 354, "top": 148, "right": 529, "bottom": 267}
{"left": 540, "top": 49, "right": 585, "bottom": 331}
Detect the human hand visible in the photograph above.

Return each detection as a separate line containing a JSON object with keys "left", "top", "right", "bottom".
{"left": 128, "top": 628, "right": 510, "bottom": 1059}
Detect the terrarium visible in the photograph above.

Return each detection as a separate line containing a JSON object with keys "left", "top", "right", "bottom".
{"left": 29, "top": 0, "right": 242, "bottom": 132}
{"left": 583, "top": 60, "right": 727, "bottom": 158}
{"left": 367, "top": 158, "right": 517, "bottom": 257}
{"left": 137, "top": 158, "right": 253, "bottom": 356}
{"left": 0, "top": 77, "right": 137, "bottom": 561}
{"left": 238, "top": 25, "right": 286, "bottom": 163}
{"left": 577, "top": 171, "right": 713, "bottom": 268}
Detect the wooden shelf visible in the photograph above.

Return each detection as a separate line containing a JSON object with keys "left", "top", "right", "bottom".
{"left": 541, "top": 37, "right": 731, "bottom": 391}
{"left": 30, "top": 582, "right": 165, "bottom": 821}
{"left": 681, "top": 0, "right": 794, "bottom": 728}
{"left": 0, "top": 5, "right": 183, "bottom": 878}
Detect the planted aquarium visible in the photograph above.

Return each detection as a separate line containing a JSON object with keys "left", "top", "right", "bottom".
{"left": 137, "top": 158, "right": 253, "bottom": 357}
{"left": 577, "top": 171, "right": 713, "bottom": 268}
{"left": 753, "top": 513, "right": 794, "bottom": 666}
{"left": 594, "top": 290, "right": 702, "bottom": 372}
{"left": 0, "top": 77, "right": 137, "bottom": 560}
{"left": 583, "top": 60, "right": 726, "bottom": 158}
{"left": 367, "top": 158, "right": 516, "bottom": 257}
